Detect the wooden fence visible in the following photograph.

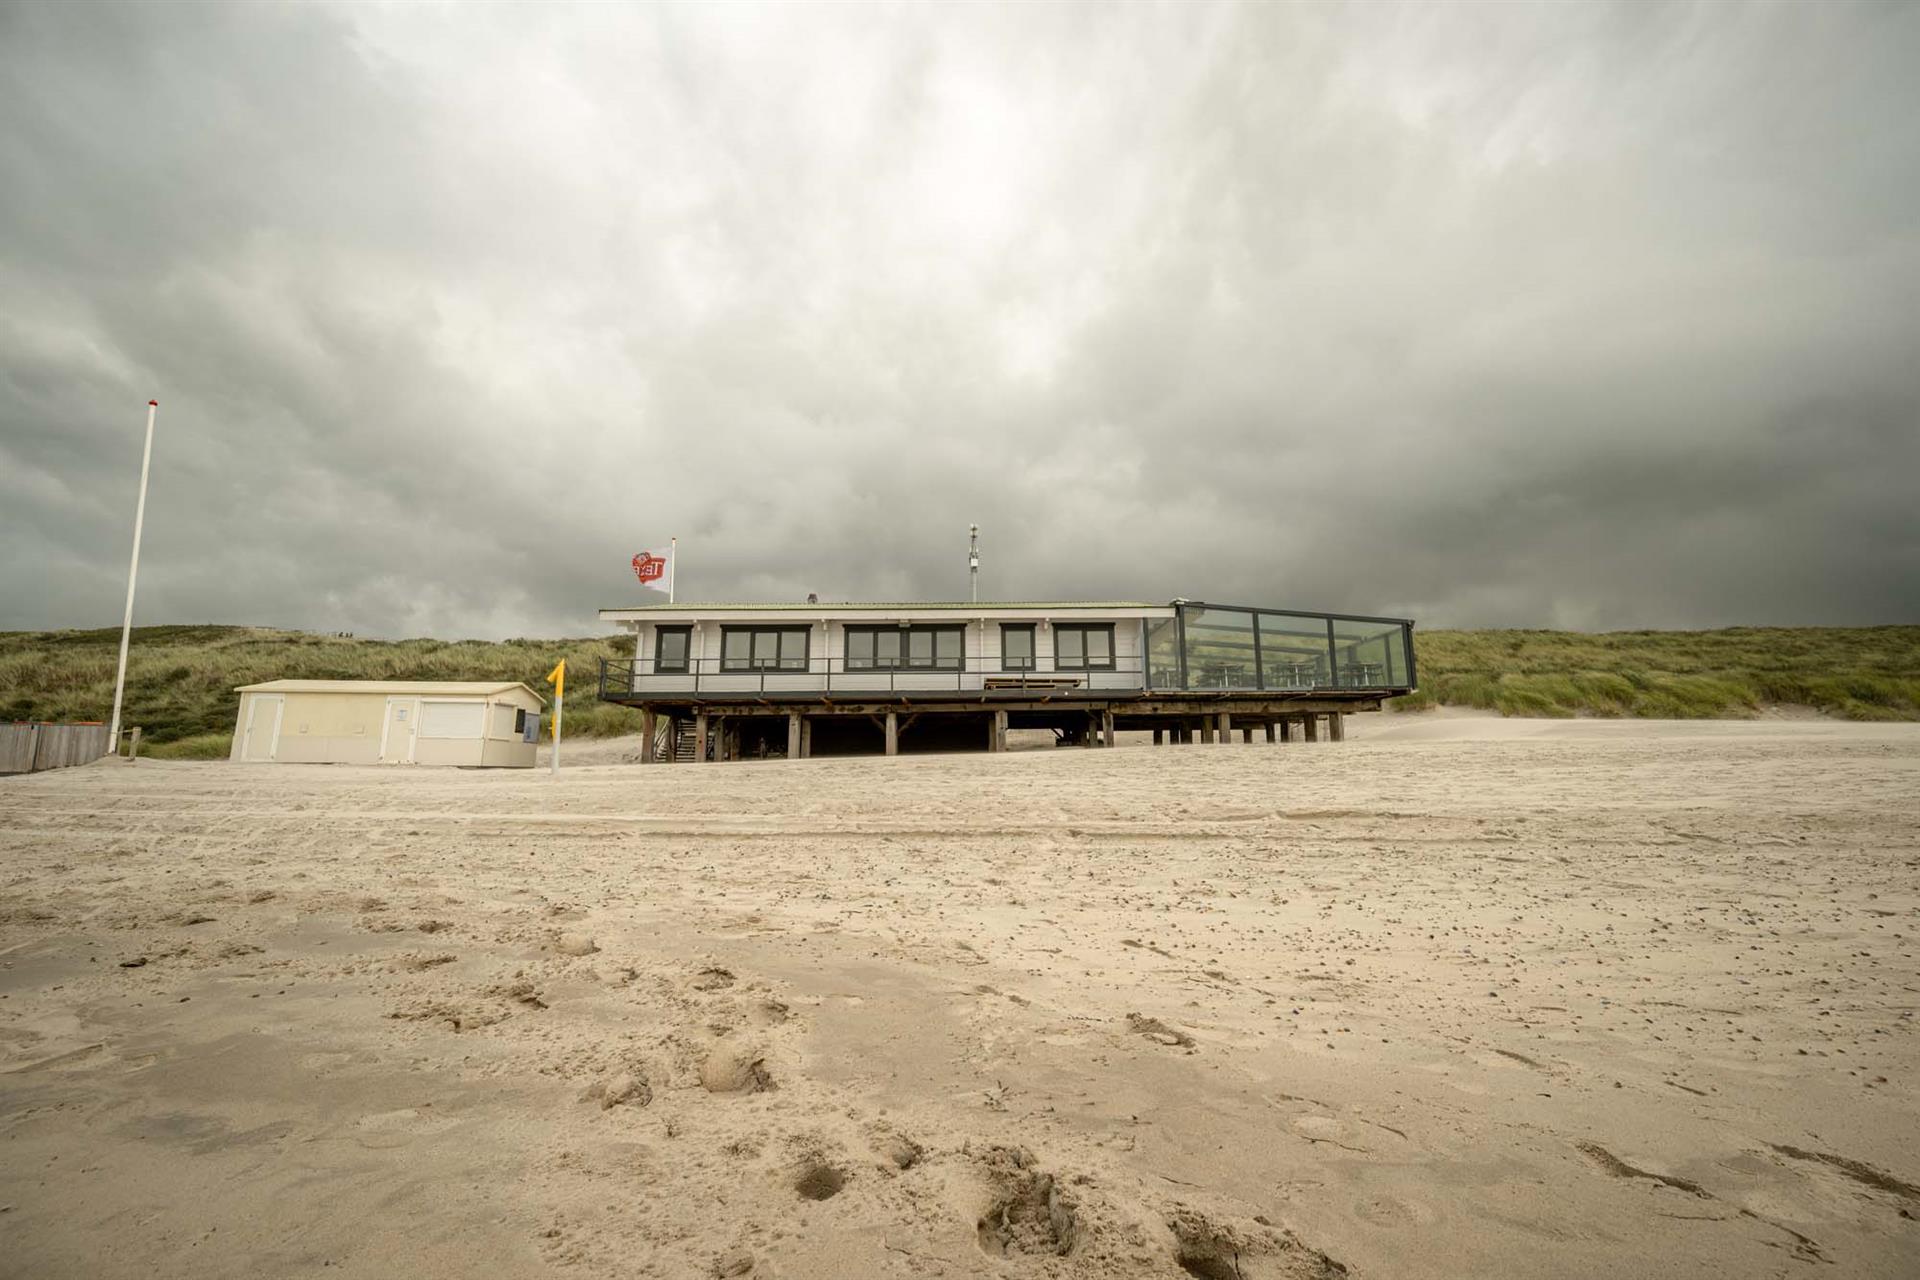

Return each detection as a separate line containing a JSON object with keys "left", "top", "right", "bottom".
{"left": 0, "top": 722, "right": 113, "bottom": 774}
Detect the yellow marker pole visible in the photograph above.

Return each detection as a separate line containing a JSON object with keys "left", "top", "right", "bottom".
{"left": 545, "top": 659, "right": 566, "bottom": 775}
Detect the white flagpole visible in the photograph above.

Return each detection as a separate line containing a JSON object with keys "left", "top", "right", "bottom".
{"left": 669, "top": 536, "right": 677, "bottom": 604}
{"left": 108, "top": 400, "right": 158, "bottom": 752}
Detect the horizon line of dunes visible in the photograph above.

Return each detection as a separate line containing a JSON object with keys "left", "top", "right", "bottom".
{"left": 4, "top": 623, "right": 1917, "bottom": 758}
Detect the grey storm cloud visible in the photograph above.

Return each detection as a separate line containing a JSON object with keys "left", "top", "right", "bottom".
{"left": 2, "top": 0, "right": 1916, "bottom": 639}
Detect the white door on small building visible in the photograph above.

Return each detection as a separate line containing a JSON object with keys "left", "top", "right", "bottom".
{"left": 241, "top": 694, "right": 283, "bottom": 761}
{"left": 380, "top": 697, "right": 420, "bottom": 764}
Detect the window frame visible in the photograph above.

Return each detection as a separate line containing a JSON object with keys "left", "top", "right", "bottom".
{"left": 844, "top": 626, "right": 900, "bottom": 671}
{"left": 1053, "top": 622, "right": 1116, "bottom": 671}
{"left": 653, "top": 625, "right": 692, "bottom": 674}
{"left": 718, "top": 625, "right": 810, "bottom": 672}
{"left": 1000, "top": 623, "right": 1036, "bottom": 672}
{"left": 843, "top": 624, "right": 965, "bottom": 672}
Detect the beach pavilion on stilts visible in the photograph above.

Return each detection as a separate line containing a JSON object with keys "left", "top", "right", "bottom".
{"left": 594, "top": 599, "right": 1415, "bottom": 762}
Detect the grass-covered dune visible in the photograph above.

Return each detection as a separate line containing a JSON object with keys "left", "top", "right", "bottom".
{"left": 1398, "top": 626, "right": 1920, "bottom": 720}
{"left": 2, "top": 623, "right": 1916, "bottom": 759}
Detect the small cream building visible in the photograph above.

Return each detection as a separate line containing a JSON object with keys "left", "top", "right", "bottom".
{"left": 230, "top": 680, "right": 545, "bottom": 767}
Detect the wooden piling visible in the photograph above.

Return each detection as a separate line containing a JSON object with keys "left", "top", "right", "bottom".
{"left": 640, "top": 707, "right": 656, "bottom": 763}
{"left": 885, "top": 712, "right": 899, "bottom": 756}
{"left": 694, "top": 712, "right": 710, "bottom": 762}
{"left": 788, "top": 712, "right": 802, "bottom": 759}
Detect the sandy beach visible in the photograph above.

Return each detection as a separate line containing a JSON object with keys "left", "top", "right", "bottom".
{"left": 2, "top": 715, "right": 1916, "bottom": 1279}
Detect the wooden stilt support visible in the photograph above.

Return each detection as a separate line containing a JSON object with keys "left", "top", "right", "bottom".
{"left": 1241, "top": 726, "right": 1253, "bottom": 744}
{"left": 1152, "top": 728, "right": 1163, "bottom": 745}
{"left": 1101, "top": 709, "right": 1116, "bottom": 748}
{"left": 994, "top": 709, "right": 1008, "bottom": 753}
{"left": 885, "top": 712, "right": 899, "bottom": 756}
{"left": 694, "top": 712, "right": 710, "bottom": 762}
{"left": 1303, "top": 714, "right": 1320, "bottom": 743}
{"left": 800, "top": 718, "right": 812, "bottom": 758}
{"left": 640, "top": 707, "right": 656, "bottom": 763}
{"left": 1330, "top": 712, "right": 1346, "bottom": 742}
{"left": 787, "top": 712, "right": 802, "bottom": 760}
{"left": 1264, "top": 722, "right": 1276, "bottom": 744}
{"left": 1200, "top": 720, "right": 1215, "bottom": 744}
{"left": 1217, "top": 711, "right": 1232, "bottom": 743}
{"left": 1280, "top": 716, "right": 1295, "bottom": 743}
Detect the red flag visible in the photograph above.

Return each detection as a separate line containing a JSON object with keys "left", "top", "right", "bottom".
{"left": 631, "top": 550, "right": 669, "bottom": 586}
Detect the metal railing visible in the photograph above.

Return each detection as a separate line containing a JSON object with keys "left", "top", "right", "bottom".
{"left": 599, "top": 656, "right": 1402, "bottom": 699}
{"left": 1165, "top": 660, "right": 1391, "bottom": 692}
{"left": 599, "top": 655, "right": 1149, "bottom": 699}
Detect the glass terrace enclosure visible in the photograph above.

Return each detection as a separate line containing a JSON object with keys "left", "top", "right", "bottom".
{"left": 598, "top": 601, "right": 1415, "bottom": 699}
{"left": 1147, "top": 603, "right": 1414, "bottom": 692}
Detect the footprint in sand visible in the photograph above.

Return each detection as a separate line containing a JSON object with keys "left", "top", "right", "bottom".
{"left": 790, "top": 1155, "right": 848, "bottom": 1201}
{"left": 972, "top": 1146, "right": 1077, "bottom": 1258}
{"left": 1289, "top": 1115, "right": 1370, "bottom": 1152}
{"left": 1352, "top": 1195, "right": 1437, "bottom": 1227}
{"left": 353, "top": 1105, "right": 460, "bottom": 1149}
{"left": 1166, "top": 1207, "right": 1349, "bottom": 1279}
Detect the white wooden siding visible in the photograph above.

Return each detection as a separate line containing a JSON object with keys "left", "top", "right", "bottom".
{"left": 623, "top": 610, "right": 1155, "bottom": 694}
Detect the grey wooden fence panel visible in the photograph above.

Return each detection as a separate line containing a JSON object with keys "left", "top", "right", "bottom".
{"left": 0, "top": 723, "right": 112, "bottom": 773}
{"left": 0, "top": 725, "right": 33, "bottom": 774}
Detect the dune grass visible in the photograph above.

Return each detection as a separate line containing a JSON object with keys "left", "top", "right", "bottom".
{"left": 1393, "top": 626, "right": 1920, "bottom": 720}
{"left": 3, "top": 623, "right": 1916, "bottom": 748}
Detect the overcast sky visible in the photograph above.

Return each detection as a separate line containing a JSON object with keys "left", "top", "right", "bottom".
{"left": 3, "top": 0, "right": 1916, "bottom": 639}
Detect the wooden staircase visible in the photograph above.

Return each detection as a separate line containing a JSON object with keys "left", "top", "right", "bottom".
{"left": 654, "top": 718, "right": 698, "bottom": 762}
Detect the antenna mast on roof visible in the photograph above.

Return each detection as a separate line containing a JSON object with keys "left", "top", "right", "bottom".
{"left": 969, "top": 524, "right": 979, "bottom": 603}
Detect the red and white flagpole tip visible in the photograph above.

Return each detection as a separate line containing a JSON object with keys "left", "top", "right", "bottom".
{"left": 148, "top": 399, "right": 158, "bottom": 406}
